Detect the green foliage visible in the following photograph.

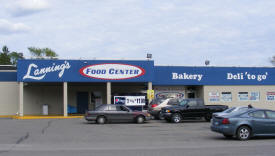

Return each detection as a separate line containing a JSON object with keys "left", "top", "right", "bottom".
{"left": 28, "top": 47, "right": 58, "bottom": 59}
{"left": 9, "top": 52, "right": 24, "bottom": 65}
{"left": 0, "top": 45, "right": 24, "bottom": 65}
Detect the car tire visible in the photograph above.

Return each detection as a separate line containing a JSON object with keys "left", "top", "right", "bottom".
{"left": 204, "top": 113, "right": 212, "bottom": 122}
{"left": 237, "top": 126, "right": 251, "bottom": 141}
{"left": 157, "top": 111, "right": 164, "bottom": 120}
{"left": 171, "top": 113, "right": 182, "bottom": 123}
{"left": 223, "top": 134, "right": 233, "bottom": 139}
{"left": 136, "top": 116, "right": 145, "bottom": 124}
{"left": 96, "top": 116, "right": 106, "bottom": 124}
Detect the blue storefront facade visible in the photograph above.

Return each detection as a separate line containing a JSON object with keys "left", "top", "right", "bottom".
{"left": 1, "top": 59, "right": 275, "bottom": 116}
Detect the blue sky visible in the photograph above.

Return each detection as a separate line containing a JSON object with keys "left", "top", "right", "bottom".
{"left": 0, "top": 0, "right": 275, "bottom": 66}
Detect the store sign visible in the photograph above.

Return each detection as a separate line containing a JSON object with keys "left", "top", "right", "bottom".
{"left": 147, "top": 90, "right": 155, "bottom": 100}
{"left": 22, "top": 61, "right": 71, "bottom": 80}
{"left": 155, "top": 92, "right": 184, "bottom": 99}
{"left": 17, "top": 60, "right": 153, "bottom": 82}
{"left": 154, "top": 66, "right": 275, "bottom": 85}
{"left": 80, "top": 63, "right": 145, "bottom": 80}
{"left": 114, "top": 96, "right": 145, "bottom": 106}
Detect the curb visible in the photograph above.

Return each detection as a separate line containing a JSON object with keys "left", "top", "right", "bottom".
{"left": 13, "top": 116, "right": 84, "bottom": 120}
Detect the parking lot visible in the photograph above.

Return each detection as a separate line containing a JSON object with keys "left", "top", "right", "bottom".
{"left": 0, "top": 118, "right": 275, "bottom": 156}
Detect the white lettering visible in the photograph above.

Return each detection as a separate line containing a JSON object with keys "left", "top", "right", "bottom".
{"left": 171, "top": 73, "right": 203, "bottom": 81}
{"left": 23, "top": 61, "right": 71, "bottom": 80}
{"left": 172, "top": 73, "right": 178, "bottom": 79}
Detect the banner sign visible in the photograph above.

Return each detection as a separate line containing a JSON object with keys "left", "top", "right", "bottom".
{"left": 114, "top": 96, "right": 146, "bottom": 106}
{"left": 209, "top": 92, "right": 220, "bottom": 102}
{"left": 155, "top": 92, "right": 184, "bottom": 99}
{"left": 153, "top": 66, "right": 275, "bottom": 85}
{"left": 267, "top": 92, "right": 275, "bottom": 101}
{"left": 17, "top": 60, "right": 154, "bottom": 82}
{"left": 147, "top": 90, "right": 154, "bottom": 100}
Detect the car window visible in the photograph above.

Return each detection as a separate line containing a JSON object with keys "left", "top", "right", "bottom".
{"left": 179, "top": 100, "right": 188, "bottom": 106}
{"left": 224, "top": 107, "right": 236, "bottom": 113}
{"left": 266, "top": 111, "right": 275, "bottom": 119}
{"left": 188, "top": 100, "right": 197, "bottom": 107}
{"left": 249, "top": 111, "right": 266, "bottom": 119}
{"left": 108, "top": 105, "right": 117, "bottom": 111}
{"left": 95, "top": 105, "right": 107, "bottom": 111}
{"left": 167, "top": 99, "right": 179, "bottom": 105}
{"left": 116, "top": 106, "right": 129, "bottom": 112}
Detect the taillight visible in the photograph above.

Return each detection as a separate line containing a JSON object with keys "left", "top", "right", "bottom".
{"left": 151, "top": 104, "right": 158, "bottom": 108}
{"left": 222, "top": 118, "right": 230, "bottom": 124}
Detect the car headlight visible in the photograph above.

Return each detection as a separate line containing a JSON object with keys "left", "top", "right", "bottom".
{"left": 166, "top": 110, "right": 171, "bottom": 113}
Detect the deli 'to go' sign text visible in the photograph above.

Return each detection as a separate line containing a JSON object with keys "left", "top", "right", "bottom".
{"left": 80, "top": 63, "right": 146, "bottom": 80}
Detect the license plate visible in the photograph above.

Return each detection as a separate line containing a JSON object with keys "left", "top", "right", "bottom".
{"left": 214, "top": 122, "right": 219, "bottom": 125}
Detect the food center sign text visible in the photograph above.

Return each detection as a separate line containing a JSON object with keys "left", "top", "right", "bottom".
{"left": 80, "top": 63, "right": 145, "bottom": 80}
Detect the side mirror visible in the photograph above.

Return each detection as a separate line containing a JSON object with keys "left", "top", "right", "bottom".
{"left": 186, "top": 105, "right": 190, "bottom": 108}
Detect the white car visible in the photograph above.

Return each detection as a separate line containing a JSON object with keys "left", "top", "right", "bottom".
{"left": 148, "top": 98, "right": 181, "bottom": 119}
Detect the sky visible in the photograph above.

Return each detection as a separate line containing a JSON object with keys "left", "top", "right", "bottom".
{"left": 0, "top": 0, "right": 275, "bottom": 67}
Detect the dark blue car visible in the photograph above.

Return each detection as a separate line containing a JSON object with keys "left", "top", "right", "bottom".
{"left": 211, "top": 108, "right": 275, "bottom": 140}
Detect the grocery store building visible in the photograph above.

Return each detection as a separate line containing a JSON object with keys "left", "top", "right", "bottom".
{"left": 1, "top": 59, "right": 275, "bottom": 116}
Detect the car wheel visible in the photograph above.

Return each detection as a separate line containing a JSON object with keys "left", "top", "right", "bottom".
{"left": 136, "top": 116, "right": 145, "bottom": 124}
{"left": 223, "top": 134, "right": 233, "bottom": 139}
{"left": 158, "top": 111, "right": 164, "bottom": 120}
{"left": 171, "top": 113, "right": 182, "bottom": 123}
{"left": 204, "top": 113, "right": 212, "bottom": 122}
{"left": 96, "top": 116, "right": 106, "bottom": 124}
{"left": 237, "top": 126, "right": 251, "bottom": 141}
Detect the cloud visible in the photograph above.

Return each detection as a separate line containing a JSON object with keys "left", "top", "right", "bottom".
{"left": 0, "top": 19, "right": 31, "bottom": 34}
{"left": 6, "top": 0, "right": 50, "bottom": 17}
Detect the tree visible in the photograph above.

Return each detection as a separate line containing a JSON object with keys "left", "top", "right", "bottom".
{"left": 0, "top": 46, "right": 11, "bottom": 65}
{"left": 28, "top": 47, "right": 58, "bottom": 59}
{"left": 271, "top": 56, "right": 275, "bottom": 66}
{"left": 0, "top": 46, "right": 25, "bottom": 65}
{"left": 9, "top": 52, "right": 24, "bottom": 65}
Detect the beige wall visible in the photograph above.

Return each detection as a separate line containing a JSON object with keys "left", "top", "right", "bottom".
{"left": 24, "top": 85, "right": 63, "bottom": 115}
{"left": 0, "top": 82, "right": 19, "bottom": 115}
{"left": 204, "top": 85, "right": 275, "bottom": 110}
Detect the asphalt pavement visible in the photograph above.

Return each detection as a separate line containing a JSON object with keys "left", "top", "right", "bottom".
{"left": 0, "top": 118, "right": 275, "bottom": 156}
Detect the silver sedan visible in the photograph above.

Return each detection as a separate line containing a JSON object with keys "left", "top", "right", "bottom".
{"left": 211, "top": 108, "right": 275, "bottom": 140}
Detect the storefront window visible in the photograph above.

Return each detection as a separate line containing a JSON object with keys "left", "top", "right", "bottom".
{"left": 250, "top": 92, "right": 260, "bottom": 101}
{"left": 267, "top": 92, "right": 275, "bottom": 101}
{"left": 221, "top": 92, "right": 232, "bottom": 102}
{"left": 238, "top": 92, "right": 249, "bottom": 101}
{"left": 209, "top": 92, "right": 220, "bottom": 102}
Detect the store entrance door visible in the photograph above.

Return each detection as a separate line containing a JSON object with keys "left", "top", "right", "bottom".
{"left": 77, "top": 92, "right": 89, "bottom": 114}
{"left": 187, "top": 92, "right": 195, "bottom": 98}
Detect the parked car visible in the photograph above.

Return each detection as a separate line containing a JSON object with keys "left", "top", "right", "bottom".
{"left": 162, "top": 98, "right": 228, "bottom": 123}
{"left": 211, "top": 108, "right": 275, "bottom": 140}
{"left": 85, "top": 104, "right": 151, "bottom": 124}
{"left": 212, "top": 106, "right": 250, "bottom": 117}
{"left": 148, "top": 98, "right": 181, "bottom": 120}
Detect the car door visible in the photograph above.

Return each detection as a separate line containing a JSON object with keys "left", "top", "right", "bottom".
{"left": 105, "top": 105, "right": 118, "bottom": 121}
{"left": 115, "top": 106, "right": 133, "bottom": 122}
{"left": 249, "top": 110, "right": 270, "bottom": 135}
{"left": 184, "top": 99, "right": 200, "bottom": 117}
{"left": 264, "top": 111, "right": 275, "bottom": 135}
